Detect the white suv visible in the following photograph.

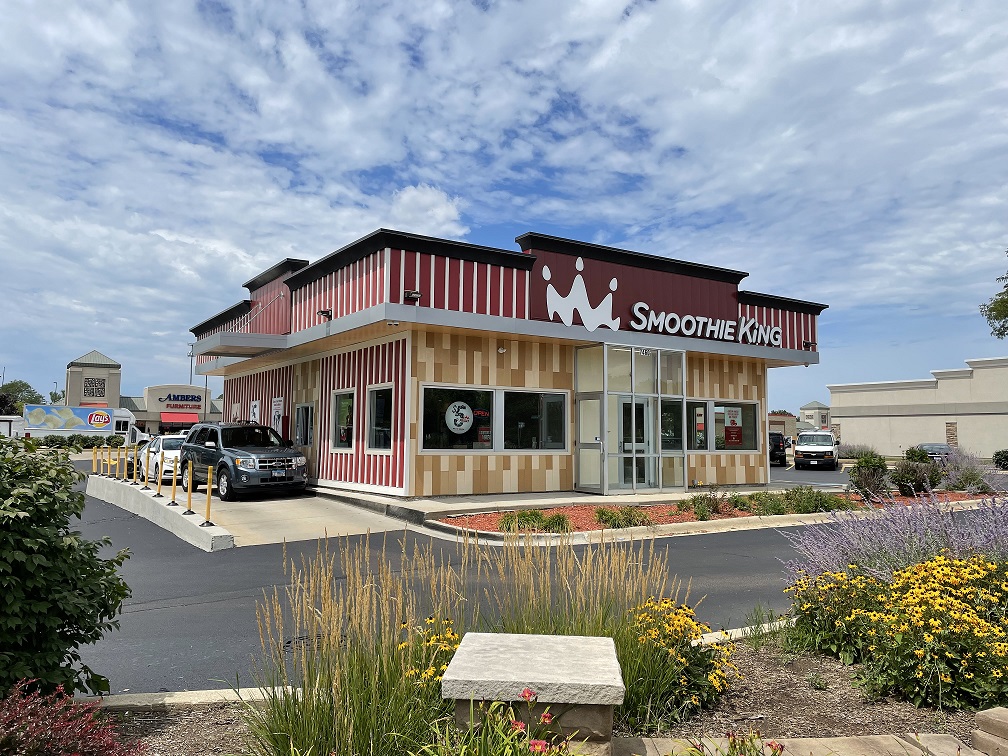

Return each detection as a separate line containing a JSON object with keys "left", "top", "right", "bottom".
{"left": 793, "top": 431, "right": 840, "bottom": 471}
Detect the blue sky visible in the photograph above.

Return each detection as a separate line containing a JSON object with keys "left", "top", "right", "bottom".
{"left": 1, "top": 0, "right": 1006, "bottom": 413}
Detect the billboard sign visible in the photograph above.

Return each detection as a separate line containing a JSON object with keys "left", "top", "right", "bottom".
{"left": 24, "top": 405, "right": 114, "bottom": 431}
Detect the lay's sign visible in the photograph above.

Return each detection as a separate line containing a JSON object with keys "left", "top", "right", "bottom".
{"left": 24, "top": 405, "right": 117, "bottom": 432}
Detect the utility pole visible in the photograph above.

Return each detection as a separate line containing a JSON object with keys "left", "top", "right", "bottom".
{"left": 188, "top": 343, "right": 194, "bottom": 386}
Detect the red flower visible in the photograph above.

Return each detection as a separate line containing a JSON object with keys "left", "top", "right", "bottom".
{"left": 512, "top": 720, "right": 527, "bottom": 731}
{"left": 529, "top": 739, "right": 550, "bottom": 753}
{"left": 539, "top": 711, "right": 553, "bottom": 724}
{"left": 520, "top": 687, "right": 537, "bottom": 702}
{"left": 767, "top": 741, "right": 785, "bottom": 756}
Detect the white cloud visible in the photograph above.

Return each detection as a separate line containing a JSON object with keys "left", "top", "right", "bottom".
{"left": 0, "top": 0, "right": 1005, "bottom": 410}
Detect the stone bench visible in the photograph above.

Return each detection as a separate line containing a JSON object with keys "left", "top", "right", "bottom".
{"left": 441, "top": 633, "right": 625, "bottom": 756}
{"left": 975, "top": 707, "right": 1008, "bottom": 756}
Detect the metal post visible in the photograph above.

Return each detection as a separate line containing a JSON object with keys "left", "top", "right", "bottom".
{"left": 130, "top": 445, "right": 140, "bottom": 485}
{"left": 167, "top": 458, "right": 179, "bottom": 506}
{"left": 200, "top": 464, "right": 214, "bottom": 527}
{"left": 141, "top": 446, "right": 152, "bottom": 490}
{"left": 153, "top": 451, "right": 165, "bottom": 498}
{"left": 183, "top": 460, "right": 195, "bottom": 515}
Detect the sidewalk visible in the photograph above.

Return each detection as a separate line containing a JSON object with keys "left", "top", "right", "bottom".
{"left": 97, "top": 689, "right": 985, "bottom": 756}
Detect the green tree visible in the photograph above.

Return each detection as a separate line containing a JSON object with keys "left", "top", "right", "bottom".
{"left": 769, "top": 409, "right": 794, "bottom": 416}
{"left": 980, "top": 249, "right": 1008, "bottom": 339}
{"left": 0, "top": 392, "right": 17, "bottom": 416}
{"left": 0, "top": 379, "right": 45, "bottom": 415}
{"left": 48, "top": 388, "right": 66, "bottom": 405}
{"left": 0, "top": 437, "right": 131, "bottom": 694}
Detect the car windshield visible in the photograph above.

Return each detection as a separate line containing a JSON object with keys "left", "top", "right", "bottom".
{"left": 162, "top": 437, "right": 184, "bottom": 451}
{"left": 221, "top": 425, "right": 285, "bottom": 448}
{"left": 920, "top": 444, "right": 949, "bottom": 453}
{"left": 799, "top": 434, "right": 834, "bottom": 446}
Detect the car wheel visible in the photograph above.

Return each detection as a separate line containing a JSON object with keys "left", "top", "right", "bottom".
{"left": 217, "top": 467, "right": 236, "bottom": 502}
{"left": 182, "top": 465, "right": 197, "bottom": 493}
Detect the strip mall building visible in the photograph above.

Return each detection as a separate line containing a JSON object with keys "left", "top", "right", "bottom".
{"left": 192, "top": 230, "right": 827, "bottom": 496}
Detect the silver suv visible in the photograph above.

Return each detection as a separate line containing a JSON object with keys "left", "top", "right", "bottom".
{"left": 180, "top": 422, "right": 308, "bottom": 501}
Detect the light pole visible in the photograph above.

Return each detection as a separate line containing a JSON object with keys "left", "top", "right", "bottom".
{"left": 53, "top": 381, "right": 58, "bottom": 405}
{"left": 188, "top": 343, "right": 194, "bottom": 386}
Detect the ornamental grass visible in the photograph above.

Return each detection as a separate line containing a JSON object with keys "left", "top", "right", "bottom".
{"left": 243, "top": 533, "right": 736, "bottom": 755}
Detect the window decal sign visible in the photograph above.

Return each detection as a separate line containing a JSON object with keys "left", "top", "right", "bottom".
{"left": 445, "top": 401, "right": 473, "bottom": 434}
{"left": 724, "top": 406, "right": 743, "bottom": 447}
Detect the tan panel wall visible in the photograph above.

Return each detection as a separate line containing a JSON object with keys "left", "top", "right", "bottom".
{"left": 686, "top": 353, "right": 768, "bottom": 487}
{"left": 292, "top": 359, "right": 320, "bottom": 479}
{"left": 410, "top": 330, "right": 574, "bottom": 496}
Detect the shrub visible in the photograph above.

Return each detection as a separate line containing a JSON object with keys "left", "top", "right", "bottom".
{"left": 781, "top": 495, "right": 1008, "bottom": 581}
{"left": 692, "top": 497, "right": 712, "bottom": 521}
{"left": 904, "top": 446, "right": 930, "bottom": 463}
{"left": 746, "top": 491, "right": 787, "bottom": 517}
{"left": 941, "top": 446, "right": 992, "bottom": 493}
{"left": 106, "top": 434, "right": 125, "bottom": 448}
{"left": 499, "top": 509, "right": 547, "bottom": 532}
{"left": 42, "top": 435, "right": 66, "bottom": 449}
{"left": 788, "top": 556, "right": 1008, "bottom": 708}
{"left": 994, "top": 449, "right": 1008, "bottom": 470}
{"left": 780, "top": 486, "right": 851, "bottom": 514}
{"left": 889, "top": 459, "right": 943, "bottom": 497}
{"left": 0, "top": 679, "right": 140, "bottom": 756}
{"left": 838, "top": 443, "right": 877, "bottom": 460}
{"left": 0, "top": 437, "right": 131, "bottom": 694}
{"left": 595, "top": 506, "right": 652, "bottom": 528}
{"left": 728, "top": 493, "right": 750, "bottom": 511}
{"left": 67, "top": 434, "right": 88, "bottom": 449}
{"left": 847, "top": 452, "right": 890, "bottom": 500}
{"left": 542, "top": 513, "right": 571, "bottom": 533}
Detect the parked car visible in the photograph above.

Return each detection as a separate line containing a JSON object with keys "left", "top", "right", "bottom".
{"left": 793, "top": 431, "right": 840, "bottom": 471}
{"left": 143, "top": 433, "right": 188, "bottom": 482}
{"left": 179, "top": 422, "right": 308, "bottom": 501}
{"left": 768, "top": 431, "right": 788, "bottom": 466}
{"left": 916, "top": 442, "right": 954, "bottom": 461}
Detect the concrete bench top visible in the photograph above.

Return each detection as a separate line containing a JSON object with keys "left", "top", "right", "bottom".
{"left": 441, "top": 632, "right": 625, "bottom": 705}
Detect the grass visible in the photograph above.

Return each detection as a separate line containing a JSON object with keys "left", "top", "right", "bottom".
{"left": 242, "top": 533, "right": 738, "bottom": 753}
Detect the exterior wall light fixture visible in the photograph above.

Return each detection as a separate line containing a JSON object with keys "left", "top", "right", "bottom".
{"left": 404, "top": 290, "right": 422, "bottom": 301}
{"left": 317, "top": 309, "right": 333, "bottom": 321}
{"left": 802, "top": 340, "right": 816, "bottom": 350}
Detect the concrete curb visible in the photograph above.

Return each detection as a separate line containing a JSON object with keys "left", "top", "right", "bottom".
{"left": 97, "top": 687, "right": 281, "bottom": 711}
{"left": 86, "top": 475, "right": 235, "bottom": 552}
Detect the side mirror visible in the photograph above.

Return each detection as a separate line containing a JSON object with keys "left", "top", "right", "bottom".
{"left": 283, "top": 438, "right": 294, "bottom": 448}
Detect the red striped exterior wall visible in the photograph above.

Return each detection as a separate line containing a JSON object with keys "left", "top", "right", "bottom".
{"left": 388, "top": 249, "right": 530, "bottom": 319}
{"left": 290, "top": 251, "right": 386, "bottom": 333}
{"left": 246, "top": 277, "right": 292, "bottom": 335}
{"left": 222, "top": 365, "right": 295, "bottom": 436}
{"left": 738, "top": 303, "right": 817, "bottom": 352}
{"left": 316, "top": 338, "right": 407, "bottom": 491}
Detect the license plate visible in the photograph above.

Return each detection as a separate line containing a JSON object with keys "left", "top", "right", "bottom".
{"left": 272, "top": 469, "right": 286, "bottom": 478}
{"left": 810, "top": 460, "right": 818, "bottom": 465}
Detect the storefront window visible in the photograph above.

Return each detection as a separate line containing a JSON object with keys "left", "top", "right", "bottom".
{"left": 504, "top": 392, "right": 565, "bottom": 450}
{"left": 660, "top": 398, "right": 683, "bottom": 451}
{"left": 714, "top": 403, "right": 758, "bottom": 451}
{"left": 295, "top": 404, "right": 314, "bottom": 446}
{"left": 608, "top": 347, "right": 632, "bottom": 392}
{"left": 423, "top": 388, "right": 494, "bottom": 450}
{"left": 687, "top": 401, "right": 708, "bottom": 451}
{"left": 633, "top": 349, "right": 657, "bottom": 395}
{"left": 368, "top": 387, "right": 393, "bottom": 450}
{"left": 659, "top": 351, "right": 683, "bottom": 395}
{"left": 333, "top": 391, "right": 353, "bottom": 449}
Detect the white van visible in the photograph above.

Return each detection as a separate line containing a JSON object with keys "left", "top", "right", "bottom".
{"left": 794, "top": 431, "right": 840, "bottom": 471}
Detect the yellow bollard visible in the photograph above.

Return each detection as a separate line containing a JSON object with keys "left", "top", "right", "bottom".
{"left": 118, "top": 445, "right": 125, "bottom": 480}
{"left": 141, "top": 445, "right": 152, "bottom": 490}
{"left": 167, "top": 458, "right": 179, "bottom": 506}
{"left": 92, "top": 446, "right": 97, "bottom": 475}
{"left": 107, "top": 444, "right": 113, "bottom": 477}
{"left": 183, "top": 460, "right": 195, "bottom": 515}
{"left": 200, "top": 464, "right": 214, "bottom": 527}
{"left": 131, "top": 445, "right": 140, "bottom": 485}
{"left": 102, "top": 445, "right": 108, "bottom": 476}
{"left": 154, "top": 451, "right": 165, "bottom": 498}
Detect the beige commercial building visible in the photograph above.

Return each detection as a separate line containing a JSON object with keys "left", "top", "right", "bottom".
{"left": 828, "top": 357, "right": 1008, "bottom": 457}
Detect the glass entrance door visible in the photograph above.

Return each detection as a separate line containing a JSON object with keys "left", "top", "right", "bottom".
{"left": 575, "top": 394, "right": 603, "bottom": 493}
{"left": 615, "top": 396, "right": 657, "bottom": 488}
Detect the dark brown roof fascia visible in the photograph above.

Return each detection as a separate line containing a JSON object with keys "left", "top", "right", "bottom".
{"left": 284, "top": 229, "right": 536, "bottom": 292}
{"left": 190, "top": 300, "right": 253, "bottom": 337}
{"left": 515, "top": 232, "right": 749, "bottom": 285}
{"left": 243, "top": 259, "right": 311, "bottom": 292}
{"left": 738, "top": 291, "right": 829, "bottom": 315}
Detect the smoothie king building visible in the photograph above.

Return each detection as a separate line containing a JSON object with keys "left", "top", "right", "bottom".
{"left": 191, "top": 230, "right": 827, "bottom": 497}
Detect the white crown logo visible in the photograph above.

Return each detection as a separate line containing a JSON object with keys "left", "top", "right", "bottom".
{"left": 542, "top": 257, "right": 620, "bottom": 332}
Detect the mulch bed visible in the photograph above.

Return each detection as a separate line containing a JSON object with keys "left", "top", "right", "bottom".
{"left": 437, "top": 491, "right": 979, "bottom": 534}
